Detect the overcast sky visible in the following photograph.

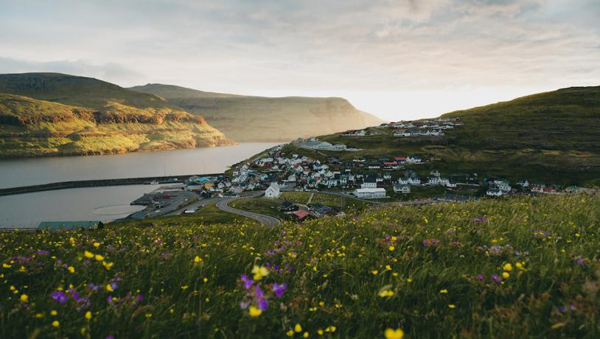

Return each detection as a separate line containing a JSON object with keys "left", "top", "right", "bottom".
{"left": 1, "top": 0, "right": 599, "bottom": 121}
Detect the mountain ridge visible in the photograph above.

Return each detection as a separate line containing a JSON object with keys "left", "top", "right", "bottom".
{"left": 130, "top": 83, "right": 384, "bottom": 142}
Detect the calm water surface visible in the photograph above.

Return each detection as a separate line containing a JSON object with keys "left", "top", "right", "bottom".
{"left": 0, "top": 143, "right": 280, "bottom": 228}
{"left": 0, "top": 143, "right": 280, "bottom": 189}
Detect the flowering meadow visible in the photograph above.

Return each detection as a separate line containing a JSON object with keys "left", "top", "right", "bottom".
{"left": 1, "top": 194, "right": 600, "bottom": 338}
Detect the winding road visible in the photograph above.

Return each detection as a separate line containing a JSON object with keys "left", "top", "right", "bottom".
{"left": 215, "top": 198, "right": 281, "bottom": 227}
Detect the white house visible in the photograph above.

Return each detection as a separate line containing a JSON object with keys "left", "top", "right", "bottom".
{"left": 265, "top": 183, "right": 281, "bottom": 198}
{"left": 486, "top": 189, "right": 503, "bottom": 197}
{"left": 407, "top": 177, "right": 421, "bottom": 186}
{"left": 393, "top": 184, "right": 411, "bottom": 194}
{"left": 354, "top": 188, "right": 387, "bottom": 199}
{"left": 361, "top": 177, "right": 377, "bottom": 189}
{"left": 406, "top": 156, "right": 423, "bottom": 164}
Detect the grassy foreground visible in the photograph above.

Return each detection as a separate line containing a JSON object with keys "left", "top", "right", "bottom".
{"left": 1, "top": 194, "right": 600, "bottom": 338}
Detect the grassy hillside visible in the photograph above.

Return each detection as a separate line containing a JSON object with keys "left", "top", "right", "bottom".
{"left": 0, "top": 74, "right": 234, "bottom": 158}
{"left": 0, "top": 73, "right": 178, "bottom": 111}
{"left": 2, "top": 194, "right": 600, "bottom": 337}
{"left": 130, "top": 84, "right": 384, "bottom": 142}
{"left": 289, "top": 86, "right": 600, "bottom": 185}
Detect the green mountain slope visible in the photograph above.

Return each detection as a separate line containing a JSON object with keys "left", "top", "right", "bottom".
{"left": 441, "top": 86, "right": 600, "bottom": 151}
{"left": 130, "top": 84, "right": 384, "bottom": 142}
{"left": 0, "top": 73, "right": 233, "bottom": 158}
{"left": 286, "top": 86, "right": 600, "bottom": 185}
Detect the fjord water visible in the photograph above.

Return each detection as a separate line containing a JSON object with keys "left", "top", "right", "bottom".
{"left": 0, "top": 143, "right": 280, "bottom": 228}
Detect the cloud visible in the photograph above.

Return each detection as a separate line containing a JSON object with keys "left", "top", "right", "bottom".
{"left": 0, "top": 0, "right": 598, "bottom": 120}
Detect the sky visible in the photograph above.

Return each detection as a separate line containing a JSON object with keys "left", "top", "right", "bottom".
{"left": 0, "top": 0, "right": 599, "bottom": 121}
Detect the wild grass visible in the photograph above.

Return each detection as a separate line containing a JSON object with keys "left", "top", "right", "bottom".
{"left": 2, "top": 194, "right": 600, "bottom": 338}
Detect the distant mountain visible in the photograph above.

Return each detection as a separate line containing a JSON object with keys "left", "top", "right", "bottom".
{"left": 278, "top": 86, "right": 600, "bottom": 185}
{"left": 130, "top": 84, "right": 384, "bottom": 142}
{"left": 0, "top": 73, "right": 233, "bottom": 158}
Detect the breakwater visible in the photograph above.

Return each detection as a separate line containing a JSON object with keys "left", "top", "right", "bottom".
{"left": 0, "top": 173, "right": 224, "bottom": 197}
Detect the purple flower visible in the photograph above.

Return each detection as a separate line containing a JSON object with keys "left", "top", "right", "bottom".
{"left": 241, "top": 275, "right": 253, "bottom": 290}
{"left": 422, "top": 238, "right": 439, "bottom": 247}
{"left": 477, "top": 274, "right": 485, "bottom": 282}
{"left": 577, "top": 257, "right": 586, "bottom": 268}
{"left": 255, "top": 285, "right": 264, "bottom": 298}
{"left": 51, "top": 291, "right": 68, "bottom": 304}
{"left": 72, "top": 291, "right": 81, "bottom": 302}
{"left": 88, "top": 283, "right": 100, "bottom": 291}
{"left": 491, "top": 274, "right": 502, "bottom": 284}
{"left": 37, "top": 250, "right": 49, "bottom": 256}
{"left": 136, "top": 294, "right": 144, "bottom": 303}
{"left": 257, "top": 298, "right": 269, "bottom": 311}
{"left": 273, "top": 283, "right": 287, "bottom": 298}
{"left": 110, "top": 282, "right": 117, "bottom": 291}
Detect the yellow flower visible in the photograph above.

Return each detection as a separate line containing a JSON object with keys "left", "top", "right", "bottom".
{"left": 295, "top": 323, "right": 303, "bottom": 333}
{"left": 318, "top": 329, "right": 324, "bottom": 335}
{"left": 52, "top": 320, "right": 60, "bottom": 328}
{"left": 286, "top": 330, "right": 295, "bottom": 337}
{"left": 325, "top": 326, "right": 336, "bottom": 332}
{"left": 194, "top": 256, "right": 202, "bottom": 263}
{"left": 35, "top": 313, "right": 44, "bottom": 318}
{"left": 248, "top": 306, "right": 262, "bottom": 317}
{"left": 251, "top": 265, "right": 269, "bottom": 280}
{"left": 106, "top": 284, "right": 114, "bottom": 292}
{"left": 502, "top": 272, "right": 510, "bottom": 279}
{"left": 84, "top": 251, "right": 94, "bottom": 259}
{"left": 371, "top": 270, "right": 379, "bottom": 275}
{"left": 203, "top": 278, "right": 208, "bottom": 283}
{"left": 68, "top": 266, "right": 75, "bottom": 273}
{"left": 303, "top": 332, "right": 309, "bottom": 338}
{"left": 440, "top": 289, "right": 448, "bottom": 294}
{"left": 50, "top": 310, "right": 58, "bottom": 316}
{"left": 85, "top": 311, "right": 92, "bottom": 320}
{"left": 2, "top": 263, "right": 11, "bottom": 268}
{"left": 93, "top": 242, "right": 100, "bottom": 248}
{"left": 391, "top": 236, "right": 397, "bottom": 241}
{"left": 448, "top": 304, "right": 456, "bottom": 309}
{"left": 181, "top": 285, "right": 189, "bottom": 290}
{"left": 102, "top": 261, "right": 113, "bottom": 270}
{"left": 95, "top": 254, "right": 104, "bottom": 261}
{"left": 503, "top": 263, "right": 513, "bottom": 272}
{"left": 379, "top": 289, "right": 394, "bottom": 298}
{"left": 20, "top": 294, "right": 28, "bottom": 302}
{"left": 389, "top": 246, "right": 395, "bottom": 251}
{"left": 384, "top": 328, "right": 404, "bottom": 339}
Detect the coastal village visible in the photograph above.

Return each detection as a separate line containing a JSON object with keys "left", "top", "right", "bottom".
{"left": 122, "top": 116, "right": 592, "bottom": 224}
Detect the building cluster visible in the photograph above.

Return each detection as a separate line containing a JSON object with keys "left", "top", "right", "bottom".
{"left": 229, "top": 144, "right": 441, "bottom": 199}
{"left": 484, "top": 178, "right": 590, "bottom": 197}
{"left": 390, "top": 117, "right": 462, "bottom": 137}
{"left": 293, "top": 137, "right": 361, "bottom": 151}
{"left": 185, "top": 175, "right": 235, "bottom": 196}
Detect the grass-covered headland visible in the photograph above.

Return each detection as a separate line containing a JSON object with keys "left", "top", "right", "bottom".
{"left": 2, "top": 194, "right": 600, "bottom": 338}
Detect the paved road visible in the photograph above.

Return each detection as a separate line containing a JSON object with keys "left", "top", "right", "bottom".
{"left": 215, "top": 198, "right": 281, "bottom": 227}
{"left": 167, "top": 197, "right": 218, "bottom": 216}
